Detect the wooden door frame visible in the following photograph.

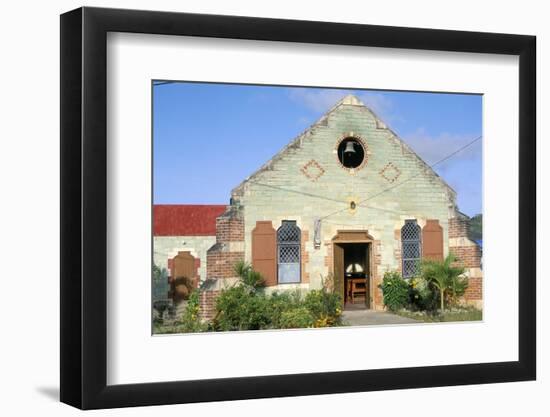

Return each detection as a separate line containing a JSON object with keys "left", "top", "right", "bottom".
{"left": 332, "top": 230, "right": 376, "bottom": 309}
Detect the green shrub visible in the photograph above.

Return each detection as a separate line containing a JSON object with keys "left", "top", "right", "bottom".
{"left": 213, "top": 285, "right": 271, "bottom": 331}
{"left": 205, "top": 263, "right": 345, "bottom": 332}
{"left": 152, "top": 299, "right": 171, "bottom": 325}
{"left": 379, "top": 271, "right": 409, "bottom": 311}
{"left": 179, "top": 290, "right": 207, "bottom": 333}
{"left": 266, "top": 290, "right": 302, "bottom": 328}
{"left": 446, "top": 274, "right": 469, "bottom": 308}
{"left": 279, "top": 307, "right": 315, "bottom": 329}
{"left": 304, "top": 289, "right": 343, "bottom": 327}
{"left": 420, "top": 254, "right": 467, "bottom": 311}
{"left": 409, "top": 276, "right": 439, "bottom": 312}
{"left": 152, "top": 264, "right": 169, "bottom": 301}
{"left": 234, "top": 260, "right": 265, "bottom": 288}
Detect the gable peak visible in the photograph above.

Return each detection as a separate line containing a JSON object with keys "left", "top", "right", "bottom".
{"left": 336, "top": 94, "right": 364, "bottom": 107}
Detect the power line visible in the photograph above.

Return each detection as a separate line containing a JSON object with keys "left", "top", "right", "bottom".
{"left": 319, "top": 135, "right": 482, "bottom": 220}
{"left": 242, "top": 135, "right": 481, "bottom": 220}
{"left": 247, "top": 180, "right": 349, "bottom": 205}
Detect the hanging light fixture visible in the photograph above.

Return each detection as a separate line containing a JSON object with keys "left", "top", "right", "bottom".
{"left": 344, "top": 141, "right": 356, "bottom": 154}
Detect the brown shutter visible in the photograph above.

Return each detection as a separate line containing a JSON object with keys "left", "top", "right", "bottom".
{"left": 172, "top": 251, "right": 197, "bottom": 283}
{"left": 252, "top": 221, "right": 277, "bottom": 286}
{"left": 171, "top": 251, "right": 198, "bottom": 302}
{"left": 422, "top": 220, "right": 444, "bottom": 261}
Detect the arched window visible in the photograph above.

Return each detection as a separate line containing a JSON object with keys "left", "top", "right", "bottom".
{"left": 401, "top": 219, "right": 421, "bottom": 278}
{"left": 277, "top": 220, "right": 301, "bottom": 283}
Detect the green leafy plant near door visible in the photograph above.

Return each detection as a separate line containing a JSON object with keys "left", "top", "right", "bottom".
{"left": 378, "top": 271, "right": 409, "bottom": 311}
{"left": 379, "top": 255, "right": 480, "bottom": 322}
{"left": 420, "top": 254, "right": 467, "bottom": 311}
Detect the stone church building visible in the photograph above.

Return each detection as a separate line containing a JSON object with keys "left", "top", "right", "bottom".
{"left": 154, "top": 95, "right": 482, "bottom": 316}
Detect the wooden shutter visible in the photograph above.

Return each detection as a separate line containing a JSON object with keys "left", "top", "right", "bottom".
{"left": 422, "top": 220, "right": 444, "bottom": 261}
{"left": 252, "top": 221, "right": 277, "bottom": 286}
{"left": 171, "top": 251, "right": 198, "bottom": 303}
{"left": 172, "top": 251, "right": 196, "bottom": 279}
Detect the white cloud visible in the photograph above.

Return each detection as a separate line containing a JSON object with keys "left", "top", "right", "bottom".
{"left": 288, "top": 88, "right": 401, "bottom": 125}
{"left": 356, "top": 91, "right": 396, "bottom": 122}
{"left": 401, "top": 129, "right": 482, "bottom": 215}
{"left": 288, "top": 88, "right": 350, "bottom": 113}
{"left": 403, "top": 128, "right": 482, "bottom": 167}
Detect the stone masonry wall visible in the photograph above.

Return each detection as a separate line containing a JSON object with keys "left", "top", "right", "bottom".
{"left": 231, "top": 98, "right": 455, "bottom": 308}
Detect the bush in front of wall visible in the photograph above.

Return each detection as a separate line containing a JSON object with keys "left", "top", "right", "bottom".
{"left": 420, "top": 254, "right": 467, "bottom": 311}
{"left": 213, "top": 285, "right": 271, "bottom": 331}
{"left": 152, "top": 264, "right": 170, "bottom": 301}
{"left": 200, "top": 263, "right": 345, "bottom": 332}
{"left": 304, "top": 288, "right": 343, "bottom": 327}
{"left": 234, "top": 260, "right": 265, "bottom": 289}
{"left": 379, "top": 271, "right": 410, "bottom": 311}
{"left": 408, "top": 276, "right": 439, "bottom": 312}
{"left": 279, "top": 307, "right": 315, "bottom": 329}
{"left": 266, "top": 290, "right": 302, "bottom": 328}
{"left": 178, "top": 289, "right": 207, "bottom": 333}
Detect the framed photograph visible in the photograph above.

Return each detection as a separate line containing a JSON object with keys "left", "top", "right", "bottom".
{"left": 60, "top": 6, "right": 536, "bottom": 409}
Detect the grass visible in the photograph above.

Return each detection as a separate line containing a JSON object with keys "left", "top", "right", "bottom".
{"left": 395, "top": 307, "right": 482, "bottom": 323}
{"left": 153, "top": 322, "right": 192, "bottom": 334}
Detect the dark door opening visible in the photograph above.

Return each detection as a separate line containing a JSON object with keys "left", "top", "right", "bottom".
{"left": 334, "top": 243, "right": 370, "bottom": 310}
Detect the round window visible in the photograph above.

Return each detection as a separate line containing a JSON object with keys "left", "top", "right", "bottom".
{"left": 337, "top": 137, "right": 365, "bottom": 169}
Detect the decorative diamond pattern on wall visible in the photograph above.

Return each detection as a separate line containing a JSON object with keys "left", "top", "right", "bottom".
{"left": 301, "top": 159, "right": 325, "bottom": 182}
{"left": 379, "top": 162, "right": 401, "bottom": 183}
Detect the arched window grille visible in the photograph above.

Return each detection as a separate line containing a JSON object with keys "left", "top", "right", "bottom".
{"left": 277, "top": 221, "right": 301, "bottom": 284}
{"left": 401, "top": 219, "right": 421, "bottom": 278}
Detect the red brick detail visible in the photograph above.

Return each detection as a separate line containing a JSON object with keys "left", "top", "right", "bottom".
{"left": 206, "top": 251, "right": 244, "bottom": 279}
{"left": 379, "top": 162, "right": 401, "bottom": 183}
{"left": 451, "top": 246, "right": 482, "bottom": 269}
{"left": 449, "top": 216, "right": 482, "bottom": 303}
{"left": 216, "top": 214, "right": 244, "bottom": 242}
{"left": 199, "top": 290, "right": 220, "bottom": 321}
{"left": 153, "top": 205, "right": 226, "bottom": 236}
{"left": 464, "top": 277, "right": 482, "bottom": 301}
{"left": 301, "top": 160, "right": 326, "bottom": 181}
{"left": 206, "top": 207, "right": 245, "bottom": 280}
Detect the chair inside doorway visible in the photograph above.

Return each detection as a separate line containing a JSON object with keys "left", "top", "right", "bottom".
{"left": 342, "top": 243, "right": 369, "bottom": 310}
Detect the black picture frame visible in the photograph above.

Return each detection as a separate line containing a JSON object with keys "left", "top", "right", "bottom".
{"left": 60, "top": 6, "right": 536, "bottom": 410}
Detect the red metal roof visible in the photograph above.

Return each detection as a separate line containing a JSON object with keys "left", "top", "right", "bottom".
{"left": 153, "top": 205, "right": 226, "bottom": 236}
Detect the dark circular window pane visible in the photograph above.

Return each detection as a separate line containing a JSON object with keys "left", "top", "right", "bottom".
{"left": 337, "top": 137, "right": 365, "bottom": 168}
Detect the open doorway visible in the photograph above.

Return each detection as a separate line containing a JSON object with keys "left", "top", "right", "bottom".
{"left": 334, "top": 242, "right": 371, "bottom": 310}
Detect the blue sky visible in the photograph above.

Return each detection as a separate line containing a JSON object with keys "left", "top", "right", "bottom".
{"left": 153, "top": 82, "right": 482, "bottom": 216}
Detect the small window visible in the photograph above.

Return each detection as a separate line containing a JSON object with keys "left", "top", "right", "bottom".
{"left": 401, "top": 219, "right": 421, "bottom": 278}
{"left": 337, "top": 137, "right": 365, "bottom": 169}
{"left": 277, "top": 221, "right": 301, "bottom": 284}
